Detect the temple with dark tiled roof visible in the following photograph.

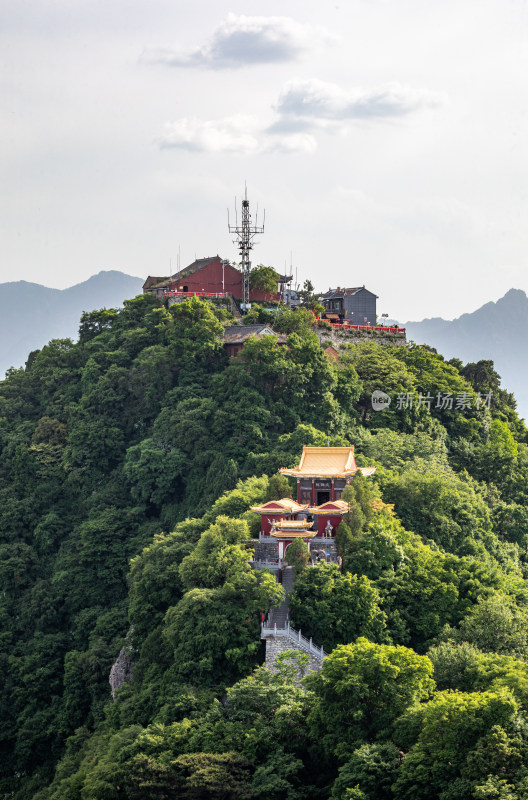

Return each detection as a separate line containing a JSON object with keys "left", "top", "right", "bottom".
{"left": 223, "top": 325, "right": 288, "bottom": 357}
{"left": 143, "top": 255, "right": 292, "bottom": 304}
{"left": 320, "top": 286, "right": 378, "bottom": 326}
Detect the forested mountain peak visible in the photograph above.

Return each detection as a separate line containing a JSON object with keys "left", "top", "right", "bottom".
{"left": 2, "top": 293, "right": 528, "bottom": 799}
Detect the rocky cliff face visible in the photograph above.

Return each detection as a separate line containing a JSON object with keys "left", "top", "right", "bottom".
{"left": 109, "top": 645, "right": 133, "bottom": 700}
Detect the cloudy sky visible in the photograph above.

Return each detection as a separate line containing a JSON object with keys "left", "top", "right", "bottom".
{"left": 2, "top": 0, "right": 528, "bottom": 321}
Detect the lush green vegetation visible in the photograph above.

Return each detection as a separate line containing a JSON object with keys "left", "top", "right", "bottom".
{"left": 2, "top": 294, "right": 528, "bottom": 799}
{"left": 248, "top": 264, "right": 281, "bottom": 295}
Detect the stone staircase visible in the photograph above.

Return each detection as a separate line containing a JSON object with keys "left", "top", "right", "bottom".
{"left": 269, "top": 567, "right": 295, "bottom": 627}
{"left": 262, "top": 568, "right": 327, "bottom": 675}
{"left": 228, "top": 296, "right": 243, "bottom": 320}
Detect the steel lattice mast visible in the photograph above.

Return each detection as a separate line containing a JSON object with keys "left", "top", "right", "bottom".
{"left": 228, "top": 186, "right": 265, "bottom": 310}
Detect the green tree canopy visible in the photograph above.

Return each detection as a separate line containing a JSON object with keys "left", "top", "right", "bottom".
{"left": 289, "top": 563, "right": 387, "bottom": 651}
{"left": 394, "top": 690, "right": 519, "bottom": 800}
{"left": 249, "top": 264, "right": 280, "bottom": 295}
{"left": 306, "top": 638, "right": 435, "bottom": 759}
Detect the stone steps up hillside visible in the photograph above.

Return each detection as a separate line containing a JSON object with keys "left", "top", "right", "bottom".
{"left": 262, "top": 566, "right": 328, "bottom": 678}
{"left": 269, "top": 566, "right": 295, "bottom": 628}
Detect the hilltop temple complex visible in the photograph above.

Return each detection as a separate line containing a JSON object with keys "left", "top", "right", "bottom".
{"left": 255, "top": 445, "right": 377, "bottom": 673}
{"left": 251, "top": 446, "right": 376, "bottom": 568}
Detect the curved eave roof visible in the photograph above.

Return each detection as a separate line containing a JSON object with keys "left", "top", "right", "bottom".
{"left": 360, "top": 466, "right": 377, "bottom": 477}
{"left": 278, "top": 466, "right": 377, "bottom": 479}
{"left": 279, "top": 468, "right": 358, "bottom": 478}
{"left": 278, "top": 446, "right": 358, "bottom": 478}
{"left": 249, "top": 499, "right": 309, "bottom": 515}
{"left": 308, "top": 501, "right": 350, "bottom": 515}
{"left": 270, "top": 530, "right": 318, "bottom": 539}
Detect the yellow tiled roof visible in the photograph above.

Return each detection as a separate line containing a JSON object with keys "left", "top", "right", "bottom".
{"left": 360, "top": 466, "right": 377, "bottom": 477}
{"left": 270, "top": 527, "right": 318, "bottom": 539}
{"left": 279, "top": 446, "right": 358, "bottom": 478}
{"left": 249, "top": 499, "right": 309, "bottom": 515}
{"left": 271, "top": 519, "right": 313, "bottom": 530}
{"left": 308, "top": 500, "right": 350, "bottom": 515}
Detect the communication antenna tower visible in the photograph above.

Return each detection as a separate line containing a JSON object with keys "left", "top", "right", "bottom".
{"left": 228, "top": 185, "right": 265, "bottom": 310}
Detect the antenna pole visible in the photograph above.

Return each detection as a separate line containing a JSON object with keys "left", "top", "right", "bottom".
{"left": 228, "top": 187, "right": 265, "bottom": 310}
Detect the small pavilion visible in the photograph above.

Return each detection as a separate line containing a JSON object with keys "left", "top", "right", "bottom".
{"left": 268, "top": 519, "right": 317, "bottom": 562}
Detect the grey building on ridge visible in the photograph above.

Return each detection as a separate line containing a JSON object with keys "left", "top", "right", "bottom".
{"left": 320, "top": 286, "right": 378, "bottom": 326}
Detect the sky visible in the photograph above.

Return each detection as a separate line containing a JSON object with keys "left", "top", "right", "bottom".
{"left": 2, "top": 0, "right": 528, "bottom": 322}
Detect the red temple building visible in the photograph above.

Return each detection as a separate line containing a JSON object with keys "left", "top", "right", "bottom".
{"left": 143, "top": 256, "right": 292, "bottom": 304}
{"left": 307, "top": 499, "right": 351, "bottom": 538}
{"left": 250, "top": 447, "right": 376, "bottom": 567}
{"left": 268, "top": 519, "right": 317, "bottom": 563}
{"left": 279, "top": 445, "right": 376, "bottom": 507}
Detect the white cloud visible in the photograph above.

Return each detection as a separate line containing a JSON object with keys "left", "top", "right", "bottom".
{"left": 265, "top": 133, "right": 317, "bottom": 155}
{"left": 157, "top": 115, "right": 316, "bottom": 155}
{"left": 156, "top": 74, "right": 443, "bottom": 155}
{"left": 142, "top": 14, "right": 334, "bottom": 69}
{"left": 275, "top": 78, "right": 446, "bottom": 123}
{"left": 158, "top": 116, "right": 260, "bottom": 154}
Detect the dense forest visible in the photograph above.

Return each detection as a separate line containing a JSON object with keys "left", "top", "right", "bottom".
{"left": 2, "top": 293, "right": 528, "bottom": 800}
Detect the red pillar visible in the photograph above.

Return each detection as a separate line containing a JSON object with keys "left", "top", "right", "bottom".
{"left": 331, "top": 479, "right": 335, "bottom": 501}
{"left": 311, "top": 480, "right": 316, "bottom": 505}
{"left": 297, "top": 479, "right": 301, "bottom": 504}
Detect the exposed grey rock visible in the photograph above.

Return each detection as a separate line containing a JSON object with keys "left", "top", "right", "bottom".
{"left": 109, "top": 646, "right": 133, "bottom": 700}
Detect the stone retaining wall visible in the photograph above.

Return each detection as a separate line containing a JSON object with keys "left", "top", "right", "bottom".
{"left": 252, "top": 538, "right": 339, "bottom": 564}
{"left": 315, "top": 328, "right": 406, "bottom": 349}
{"left": 264, "top": 636, "right": 324, "bottom": 680}
{"left": 252, "top": 540, "right": 279, "bottom": 561}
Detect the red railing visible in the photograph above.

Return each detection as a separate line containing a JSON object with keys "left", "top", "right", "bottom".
{"left": 163, "top": 291, "right": 232, "bottom": 298}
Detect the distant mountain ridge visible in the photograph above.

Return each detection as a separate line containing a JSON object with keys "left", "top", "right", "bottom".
{"left": 0, "top": 270, "right": 143, "bottom": 378}
{"left": 405, "top": 288, "right": 528, "bottom": 420}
